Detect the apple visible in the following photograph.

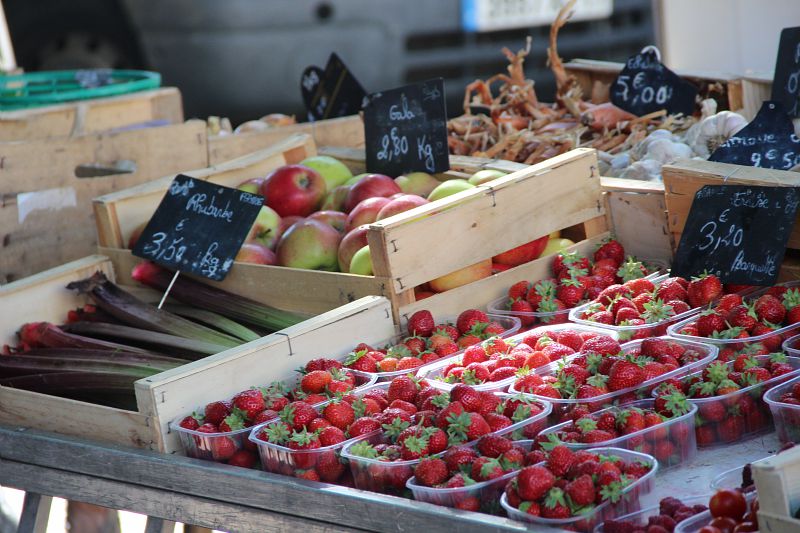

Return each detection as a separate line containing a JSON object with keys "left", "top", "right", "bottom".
{"left": 492, "top": 235, "right": 549, "bottom": 266}
{"left": 427, "top": 179, "right": 475, "bottom": 202}
{"left": 376, "top": 194, "right": 429, "bottom": 221}
{"left": 346, "top": 173, "right": 370, "bottom": 186}
{"left": 349, "top": 245, "right": 373, "bottom": 276}
{"left": 279, "top": 216, "right": 304, "bottom": 236}
{"left": 338, "top": 226, "right": 370, "bottom": 273}
{"left": 308, "top": 210, "right": 347, "bottom": 234}
{"left": 429, "top": 259, "right": 492, "bottom": 292}
{"left": 468, "top": 169, "right": 507, "bottom": 186}
{"left": 235, "top": 243, "right": 277, "bottom": 265}
{"left": 261, "top": 164, "right": 326, "bottom": 217}
{"left": 492, "top": 263, "right": 512, "bottom": 274}
{"left": 395, "top": 172, "right": 441, "bottom": 197}
{"left": 300, "top": 155, "right": 353, "bottom": 191}
{"left": 344, "top": 174, "right": 401, "bottom": 212}
{"left": 127, "top": 222, "right": 146, "bottom": 249}
{"left": 276, "top": 219, "right": 341, "bottom": 271}
{"left": 345, "top": 197, "right": 390, "bottom": 232}
{"left": 542, "top": 237, "right": 576, "bottom": 257}
{"left": 320, "top": 185, "right": 351, "bottom": 211}
{"left": 245, "top": 206, "right": 282, "bottom": 250}
{"left": 237, "top": 177, "right": 264, "bottom": 195}
{"left": 414, "top": 289, "right": 435, "bottom": 300}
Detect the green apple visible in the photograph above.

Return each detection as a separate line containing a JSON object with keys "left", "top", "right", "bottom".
{"left": 395, "top": 172, "right": 440, "bottom": 197}
{"left": 468, "top": 169, "right": 507, "bottom": 186}
{"left": 346, "top": 173, "right": 371, "bottom": 186}
{"left": 541, "top": 237, "right": 576, "bottom": 257}
{"left": 320, "top": 185, "right": 351, "bottom": 211}
{"left": 427, "top": 179, "right": 475, "bottom": 202}
{"left": 246, "top": 206, "right": 282, "bottom": 250}
{"left": 300, "top": 155, "right": 353, "bottom": 190}
{"left": 349, "top": 245, "right": 373, "bottom": 275}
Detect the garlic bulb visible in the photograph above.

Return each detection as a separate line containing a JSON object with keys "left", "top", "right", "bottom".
{"left": 619, "top": 159, "right": 663, "bottom": 182}
{"left": 685, "top": 111, "right": 748, "bottom": 158}
{"left": 643, "top": 138, "right": 693, "bottom": 165}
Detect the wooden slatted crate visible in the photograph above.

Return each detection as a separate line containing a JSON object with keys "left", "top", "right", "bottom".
{"left": 0, "top": 254, "right": 396, "bottom": 453}
{"left": 752, "top": 445, "right": 800, "bottom": 533}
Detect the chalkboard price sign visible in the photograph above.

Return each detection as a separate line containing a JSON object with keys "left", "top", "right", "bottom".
{"left": 132, "top": 175, "right": 263, "bottom": 281}
{"left": 363, "top": 78, "right": 450, "bottom": 176}
{"left": 771, "top": 26, "right": 800, "bottom": 118}
{"left": 672, "top": 185, "right": 800, "bottom": 285}
{"left": 301, "top": 53, "right": 367, "bottom": 122}
{"left": 610, "top": 47, "right": 697, "bottom": 117}
{"left": 708, "top": 100, "right": 800, "bottom": 170}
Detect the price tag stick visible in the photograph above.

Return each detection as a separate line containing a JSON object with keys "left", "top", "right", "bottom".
{"left": 156, "top": 270, "right": 181, "bottom": 310}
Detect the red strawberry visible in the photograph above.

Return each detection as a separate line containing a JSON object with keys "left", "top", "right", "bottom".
{"left": 456, "top": 309, "right": 489, "bottom": 334}
{"left": 695, "top": 311, "right": 726, "bottom": 337}
{"left": 227, "top": 449, "right": 257, "bottom": 468}
{"left": 754, "top": 294, "right": 786, "bottom": 324}
{"left": 556, "top": 278, "right": 585, "bottom": 307}
{"left": 687, "top": 273, "right": 723, "bottom": 308}
{"left": 471, "top": 456, "right": 505, "bottom": 481}
{"left": 204, "top": 400, "right": 232, "bottom": 426}
{"left": 476, "top": 434, "right": 512, "bottom": 458}
{"left": 517, "top": 465, "right": 555, "bottom": 501}
{"left": 415, "top": 457, "right": 449, "bottom": 487}
{"left": 300, "top": 370, "right": 333, "bottom": 394}
{"left": 348, "top": 417, "right": 382, "bottom": 438}
{"left": 565, "top": 474, "right": 595, "bottom": 506}
{"left": 281, "top": 401, "right": 319, "bottom": 431}
{"left": 546, "top": 445, "right": 574, "bottom": 477}
{"left": 318, "top": 426, "right": 346, "bottom": 446}
{"left": 726, "top": 305, "right": 757, "bottom": 331}
{"left": 179, "top": 414, "right": 202, "bottom": 430}
{"left": 656, "top": 278, "right": 688, "bottom": 303}
{"left": 508, "top": 280, "right": 531, "bottom": 301}
{"left": 344, "top": 349, "right": 378, "bottom": 373}
{"left": 594, "top": 240, "right": 625, "bottom": 267}
{"left": 388, "top": 375, "right": 420, "bottom": 404}
{"left": 407, "top": 310, "right": 435, "bottom": 337}
{"left": 443, "top": 445, "right": 479, "bottom": 474}
{"left": 717, "top": 415, "right": 744, "bottom": 443}
{"left": 541, "top": 487, "right": 571, "bottom": 518}
{"left": 607, "top": 359, "right": 645, "bottom": 391}
{"left": 509, "top": 298, "right": 535, "bottom": 326}
{"left": 446, "top": 411, "right": 491, "bottom": 444}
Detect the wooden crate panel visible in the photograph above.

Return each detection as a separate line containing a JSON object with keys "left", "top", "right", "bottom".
{"left": 367, "top": 148, "right": 604, "bottom": 293}
{"left": 663, "top": 159, "right": 800, "bottom": 252}
{"left": 0, "top": 88, "right": 184, "bottom": 141}
{"left": 209, "top": 114, "right": 364, "bottom": 165}
{"left": 0, "top": 120, "right": 209, "bottom": 283}
{"left": 752, "top": 445, "right": 800, "bottom": 532}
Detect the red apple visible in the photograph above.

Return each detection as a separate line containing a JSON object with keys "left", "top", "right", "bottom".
{"left": 338, "top": 226, "right": 370, "bottom": 273}
{"left": 415, "top": 289, "right": 435, "bottom": 300}
{"left": 237, "top": 177, "right": 264, "bottom": 196}
{"left": 429, "top": 259, "right": 492, "bottom": 292}
{"left": 261, "top": 164, "right": 326, "bottom": 217}
{"left": 344, "top": 174, "right": 401, "bottom": 212}
{"left": 235, "top": 243, "right": 277, "bottom": 265}
{"left": 279, "top": 216, "right": 304, "bottom": 236}
{"left": 492, "top": 263, "right": 512, "bottom": 274}
{"left": 492, "top": 235, "right": 549, "bottom": 266}
{"left": 246, "top": 205, "right": 282, "bottom": 250}
{"left": 308, "top": 210, "right": 347, "bottom": 234}
{"left": 376, "top": 194, "right": 429, "bottom": 221}
{"left": 345, "top": 197, "right": 390, "bottom": 233}
{"left": 321, "top": 185, "right": 351, "bottom": 211}
{"left": 276, "top": 219, "right": 341, "bottom": 271}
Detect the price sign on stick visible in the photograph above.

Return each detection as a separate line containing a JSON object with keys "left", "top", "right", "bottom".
{"left": 301, "top": 53, "right": 367, "bottom": 122}
{"left": 672, "top": 185, "right": 800, "bottom": 285}
{"left": 771, "top": 26, "right": 800, "bottom": 118}
{"left": 363, "top": 78, "right": 450, "bottom": 176}
{"left": 709, "top": 101, "right": 800, "bottom": 170}
{"left": 611, "top": 46, "right": 697, "bottom": 117}
{"left": 133, "top": 175, "right": 263, "bottom": 290}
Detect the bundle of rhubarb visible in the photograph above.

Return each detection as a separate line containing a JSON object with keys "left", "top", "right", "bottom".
{"left": 1, "top": 263, "right": 306, "bottom": 408}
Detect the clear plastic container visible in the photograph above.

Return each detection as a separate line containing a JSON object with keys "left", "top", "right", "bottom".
{"left": 783, "top": 333, "right": 800, "bottom": 357}
{"left": 593, "top": 494, "right": 710, "bottom": 533}
{"left": 501, "top": 447, "right": 658, "bottom": 532}
{"left": 764, "top": 374, "right": 800, "bottom": 445}
{"left": 347, "top": 313, "right": 521, "bottom": 383}
{"left": 418, "top": 323, "right": 620, "bottom": 393}
{"left": 674, "top": 491, "right": 758, "bottom": 533}
{"left": 709, "top": 465, "right": 750, "bottom": 492}
{"left": 536, "top": 399, "right": 698, "bottom": 469}
{"left": 509, "top": 337, "right": 718, "bottom": 425}
{"left": 405, "top": 441, "right": 534, "bottom": 514}
{"left": 654, "top": 354, "right": 800, "bottom": 447}
{"left": 171, "top": 422, "right": 255, "bottom": 464}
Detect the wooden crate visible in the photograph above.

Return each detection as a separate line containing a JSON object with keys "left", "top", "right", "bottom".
{"left": 752, "top": 445, "right": 800, "bottom": 533}
{"left": 0, "top": 254, "right": 397, "bottom": 453}
{"left": 564, "top": 59, "right": 744, "bottom": 111}
{"left": 0, "top": 88, "right": 184, "bottom": 141}
{"left": 208, "top": 114, "right": 364, "bottom": 165}
{"left": 741, "top": 72, "right": 773, "bottom": 121}
{"left": 0, "top": 119, "right": 209, "bottom": 283}
{"left": 662, "top": 159, "right": 800, "bottom": 253}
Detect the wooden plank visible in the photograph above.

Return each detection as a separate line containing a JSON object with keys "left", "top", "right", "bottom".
{"left": 0, "top": 88, "right": 184, "bottom": 141}
{"left": 757, "top": 511, "right": 800, "bottom": 533}
{"left": 135, "top": 296, "right": 396, "bottom": 454}
{"left": 663, "top": 159, "right": 800, "bottom": 252}
{"left": 0, "top": 120, "right": 209, "bottom": 282}
{"left": 367, "top": 148, "right": 603, "bottom": 292}
{"left": 17, "top": 493, "right": 51, "bottom": 533}
{"left": 741, "top": 73, "right": 773, "bottom": 121}
{"left": 396, "top": 233, "right": 608, "bottom": 322}
{"left": 208, "top": 114, "right": 364, "bottom": 165}
{"left": 0, "top": 425, "right": 534, "bottom": 533}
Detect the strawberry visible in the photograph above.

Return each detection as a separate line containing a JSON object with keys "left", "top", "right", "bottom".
{"left": 565, "top": 473, "right": 596, "bottom": 506}
{"left": 344, "top": 349, "right": 378, "bottom": 373}
{"left": 696, "top": 310, "right": 726, "bottom": 337}
{"left": 322, "top": 401, "right": 355, "bottom": 430}
{"left": 287, "top": 429, "right": 321, "bottom": 468}
{"left": 754, "top": 294, "right": 786, "bottom": 324}
{"left": 400, "top": 434, "right": 430, "bottom": 460}
{"left": 509, "top": 298, "right": 535, "bottom": 326}
{"left": 315, "top": 450, "right": 345, "bottom": 481}
{"left": 388, "top": 375, "right": 420, "bottom": 404}
{"left": 347, "top": 417, "right": 382, "bottom": 438}
{"left": 687, "top": 273, "right": 723, "bottom": 308}
{"left": 656, "top": 278, "right": 688, "bottom": 303}
{"left": 607, "top": 359, "right": 645, "bottom": 391}
{"left": 407, "top": 310, "right": 435, "bottom": 337}
{"left": 227, "top": 449, "right": 257, "bottom": 468}
{"left": 556, "top": 278, "right": 585, "bottom": 307}
{"left": 402, "top": 335, "right": 427, "bottom": 356}
{"left": 210, "top": 435, "right": 238, "bottom": 461}
{"left": 580, "top": 335, "right": 621, "bottom": 356}
{"left": 434, "top": 342, "right": 459, "bottom": 358}
{"left": 615, "top": 307, "right": 641, "bottom": 324}
{"left": 718, "top": 415, "right": 744, "bottom": 443}
{"left": 415, "top": 457, "right": 449, "bottom": 487}
{"left": 281, "top": 401, "right": 319, "bottom": 431}
{"left": 517, "top": 465, "right": 555, "bottom": 501}
{"left": 450, "top": 384, "right": 483, "bottom": 412}
{"left": 617, "top": 408, "right": 646, "bottom": 434}
{"left": 541, "top": 487, "right": 571, "bottom": 518}
{"left": 456, "top": 309, "right": 489, "bottom": 334}
{"left": 446, "top": 411, "right": 491, "bottom": 444}
{"left": 471, "top": 456, "right": 505, "bottom": 481}
{"left": 508, "top": 280, "right": 531, "bottom": 301}
{"left": 204, "top": 400, "right": 232, "bottom": 426}
{"left": 594, "top": 240, "right": 625, "bottom": 267}
{"left": 546, "top": 445, "right": 574, "bottom": 477}
{"left": 436, "top": 401, "right": 465, "bottom": 429}
{"left": 726, "top": 305, "right": 757, "bottom": 330}
{"left": 444, "top": 445, "right": 479, "bottom": 474}
{"left": 179, "top": 414, "right": 203, "bottom": 430}
{"left": 300, "top": 370, "right": 332, "bottom": 394}
{"left": 476, "top": 434, "right": 512, "bottom": 458}
{"left": 318, "top": 426, "right": 346, "bottom": 446}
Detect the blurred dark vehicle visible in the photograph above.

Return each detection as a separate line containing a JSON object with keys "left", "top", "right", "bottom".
{"left": 5, "top": 0, "right": 653, "bottom": 123}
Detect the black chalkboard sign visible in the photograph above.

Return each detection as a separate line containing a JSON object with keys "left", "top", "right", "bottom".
{"left": 363, "top": 78, "right": 450, "bottom": 175}
{"left": 672, "top": 185, "right": 800, "bottom": 285}
{"left": 708, "top": 101, "right": 800, "bottom": 170}
{"left": 301, "top": 53, "right": 367, "bottom": 122}
{"left": 132, "top": 175, "right": 263, "bottom": 281}
{"left": 610, "top": 48, "right": 697, "bottom": 117}
{"left": 771, "top": 26, "right": 800, "bottom": 118}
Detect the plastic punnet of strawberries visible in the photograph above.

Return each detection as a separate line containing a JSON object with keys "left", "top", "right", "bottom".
{"left": 343, "top": 309, "right": 509, "bottom": 374}
{"left": 576, "top": 272, "right": 733, "bottom": 340}
{"left": 600, "top": 495, "right": 709, "bottom": 533}
{"left": 499, "top": 239, "right": 658, "bottom": 327}
{"left": 768, "top": 378, "right": 800, "bottom": 444}
{"left": 653, "top": 352, "right": 800, "bottom": 446}
{"left": 534, "top": 394, "right": 695, "bottom": 468}
{"left": 514, "top": 337, "right": 708, "bottom": 423}
{"left": 502, "top": 445, "right": 655, "bottom": 528}
{"left": 674, "top": 285, "right": 800, "bottom": 347}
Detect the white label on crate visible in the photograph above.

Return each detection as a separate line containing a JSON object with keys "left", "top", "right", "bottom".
{"left": 16, "top": 186, "right": 77, "bottom": 223}
{"left": 461, "top": 0, "right": 613, "bottom": 32}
